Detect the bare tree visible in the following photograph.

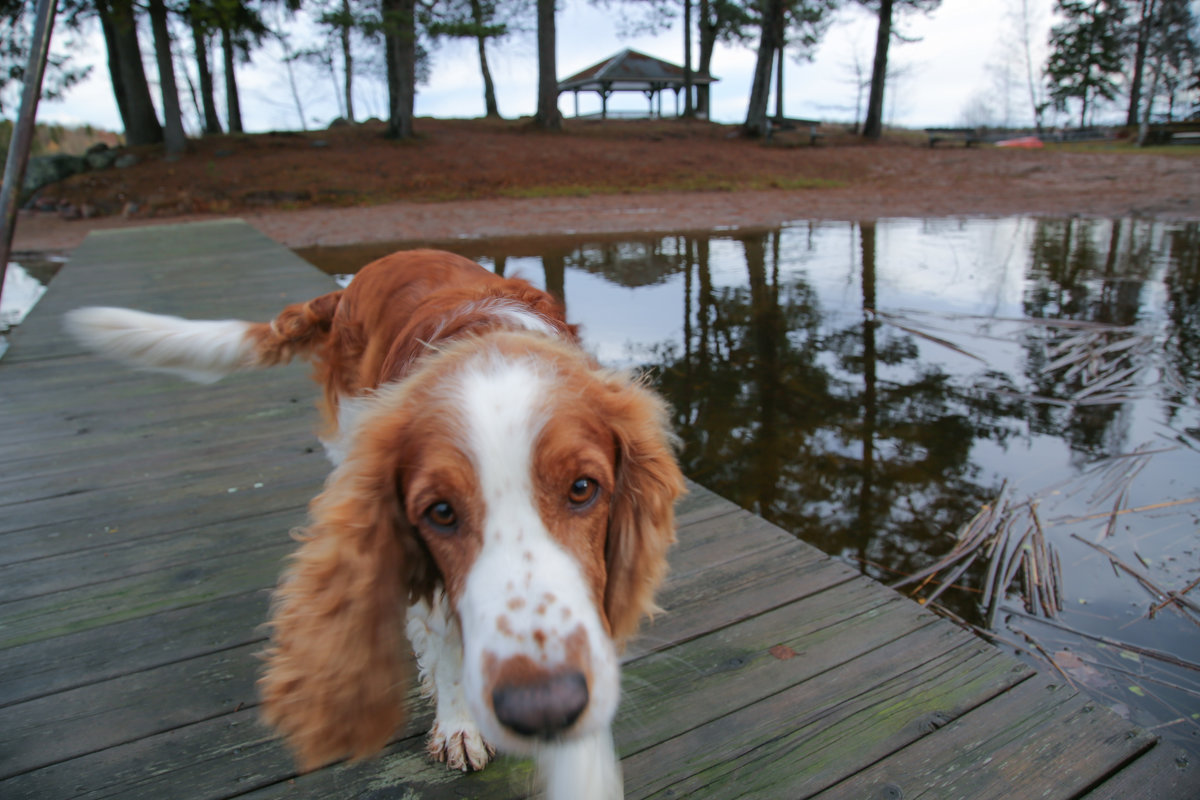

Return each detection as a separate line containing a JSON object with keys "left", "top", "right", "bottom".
{"left": 148, "top": 0, "right": 187, "bottom": 154}
{"left": 743, "top": 0, "right": 837, "bottom": 137}
{"left": 533, "top": 0, "right": 561, "bottom": 129}
{"left": 859, "top": 0, "right": 941, "bottom": 140}
{"left": 96, "top": 0, "right": 164, "bottom": 145}
{"left": 1009, "top": 0, "right": 1047, "bottom": 131}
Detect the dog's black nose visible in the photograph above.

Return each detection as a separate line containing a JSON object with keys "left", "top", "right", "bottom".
{"left": 492, "top": 671, "right": 589, "bottom": 739}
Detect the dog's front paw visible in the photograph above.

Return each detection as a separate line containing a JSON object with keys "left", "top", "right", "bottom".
{"left": 427, "top": 721, "right": 495, "bottom": 772}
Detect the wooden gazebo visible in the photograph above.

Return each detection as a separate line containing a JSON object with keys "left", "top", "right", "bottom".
{"left": 558, "top": 49, "right": 718, "bottom": 119}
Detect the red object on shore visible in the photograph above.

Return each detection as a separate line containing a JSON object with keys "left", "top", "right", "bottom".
{"left": 995, "top": 136, "right": 1044, "bottom": 149}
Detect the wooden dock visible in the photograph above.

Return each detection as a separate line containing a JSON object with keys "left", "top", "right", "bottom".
{"left": 2, "top": 220, "right": 1197, "bottom": 799}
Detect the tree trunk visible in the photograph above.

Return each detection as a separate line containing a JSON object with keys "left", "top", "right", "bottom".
{"left": 103, "top": 0, "right": 163, "bottom": 146}
{"left": 1136, "top": 49, "right": 1164, "bottom": 145}
{"left": 342, "top": 0, "right": 355, "bottom": 122}
{"left": 534, "top": 0, "right": 561, "bottom": 130}
{"left": 862, "top": 0, "right": 893, "bottom": 140}
{"left": 383, "top": 0, "right": 416, "bottom": 139}
{"left": 278, "top": 36, "right": 308, "bottom": 130}
{"left": 743, "top": 0, "right": 782, "bottom": 136}
{"left": 696, "top": 0, "right": 715, "bottom": 118}
{"left": 221, "top": 25, "right": 243, "bottom": 133}
{"left": 469, "top": 0, "right": 499, "bottom": 117}
{"left": 189, "top": 4, "right": 222, "bottom": 134}
{"left": 148, "top": 0, "right": 186, "bottom": 155}
{"left": 1017, "top": 0, "right": 1043, "bottom": 133}
{"left": 774, "top": 29, "right": 784, "bottom": 120}
{"left": 95, "top": 0, "right": 130, "bottom": 128}
{"left": 1126, "top": 0, "right": 1156, "bottom": 127}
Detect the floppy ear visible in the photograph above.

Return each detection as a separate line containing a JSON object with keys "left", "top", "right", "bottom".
{"left": 601, "top": 375, "right": 687, "bottom": 645}
{"left": 259, "top": 436, "right": 427, "bottom": 770}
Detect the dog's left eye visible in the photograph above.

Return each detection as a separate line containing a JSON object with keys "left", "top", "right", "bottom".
{"left": 424, "top": 501, "right": 459, "bottom": 532}
{"left": 567, "top": 477, "right": 600, "bottom": 508}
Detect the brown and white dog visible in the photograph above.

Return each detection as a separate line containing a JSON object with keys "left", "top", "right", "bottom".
{"left": 64, "top": 250, "right": 685, "bottom": 799}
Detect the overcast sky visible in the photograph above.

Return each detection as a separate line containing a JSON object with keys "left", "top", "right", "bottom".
{"left": 36, "top": 0, "right": 1060, "bottom": 134}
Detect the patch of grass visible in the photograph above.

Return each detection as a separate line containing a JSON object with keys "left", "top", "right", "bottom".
{"left": 495, "top": 175, "right": 846, "bottom": 200}
{"left": 1045, "top": 140, "right": 1200, "bottom": 157}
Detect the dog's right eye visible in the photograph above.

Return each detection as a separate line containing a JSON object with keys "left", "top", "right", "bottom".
{"left": 425, "top": 501, "right": 459, "bottom": 532}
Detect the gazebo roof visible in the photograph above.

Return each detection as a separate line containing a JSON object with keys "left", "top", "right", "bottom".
{"left": 558, "top": 48, "right": 718, "bottom": 93}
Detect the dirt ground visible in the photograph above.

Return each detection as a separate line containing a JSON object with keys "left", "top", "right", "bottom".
{"left": 13, "top": 117, "right": 1200, "bottom": 254}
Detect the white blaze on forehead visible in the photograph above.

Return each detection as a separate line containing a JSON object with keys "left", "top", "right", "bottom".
{"left": 458, "top": 355, "right": 547, "bottom": 512}
{"left": 453, "top": 351, "right": 619, "bottom": 749}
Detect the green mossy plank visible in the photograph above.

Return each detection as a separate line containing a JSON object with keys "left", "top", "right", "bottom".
{"left": 0, "top": 589, "right": 269, "bottom": 706}
{"left": 0, "top": 538, "right": 295, "bottom": 649}
{"left": 1080, "top": 742, "right": 1200, "bottom": 800}
{"left": 809, "top": 675, "right": 1155, "bottom": 800}
{"left": 629, "top": 622, "right": 1029, "bottom": 799}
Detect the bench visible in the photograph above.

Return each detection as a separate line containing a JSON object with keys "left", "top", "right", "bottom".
{"left": 925, "top": 127, "right": 981, "bottom": 147}
{"left": 765, "top": 117, "right": 822, "bottom": 145}
{"left": 1145, "top": 121, "right": 1200, "bottom": 145}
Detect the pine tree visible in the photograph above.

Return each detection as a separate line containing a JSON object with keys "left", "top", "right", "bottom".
{"left": 1044, "top": 0, "right": 1127, "bottom": 128}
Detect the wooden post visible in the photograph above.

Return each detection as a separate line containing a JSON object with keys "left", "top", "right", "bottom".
{"left": 0, "top": 0, "right": 58, "bottom": 308}
{"left": 683, "top": 0, "right": 693, "bottom": 117}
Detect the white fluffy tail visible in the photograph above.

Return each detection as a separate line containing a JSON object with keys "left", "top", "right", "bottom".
{"left": 63, "top": 306, "right": 260, "bottom": 384}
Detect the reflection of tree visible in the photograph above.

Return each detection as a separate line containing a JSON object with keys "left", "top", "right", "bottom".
{"left": 1021, "top": 219, "right": 1155, "bottom": 458}
{"left": 648, "top": 226, "right": 1021, "bottom": 621}
{"left": 1163, "top": 223, "right": 1200, "bottom": 411}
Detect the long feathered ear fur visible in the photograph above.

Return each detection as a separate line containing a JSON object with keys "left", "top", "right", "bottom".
{"left": 601, "top": 374, "right": 687, "bottom": 646}
{"left": 259, "top": 432, "right": 420, "bottom": 770}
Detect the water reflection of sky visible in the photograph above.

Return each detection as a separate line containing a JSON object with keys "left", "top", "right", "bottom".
{"left": 302, "top": 216, "right": 1200, "bottom": 753}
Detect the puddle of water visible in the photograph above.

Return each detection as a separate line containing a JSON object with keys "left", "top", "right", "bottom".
{"left": 0, "top": 255, "right": 63, "bottom": 359}
{"left": 298, "top": 216, "right": 1200, "bottom": 753}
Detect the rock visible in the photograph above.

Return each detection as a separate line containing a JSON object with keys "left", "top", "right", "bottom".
{"left": 21, "top": 154, "right": 86, "bottom": 200}
{"left": 114, "top": 153, "right": 141, "bottom": 169}
{"left": 85, "top": 147, "right": 118, "bottom": 170}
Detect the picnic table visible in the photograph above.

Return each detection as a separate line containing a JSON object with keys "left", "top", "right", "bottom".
{"left": 765, "top": 116, "right": 822, "bottom": 145}
{"left": 925, "top": 127, "right": 982, "bottom": 147}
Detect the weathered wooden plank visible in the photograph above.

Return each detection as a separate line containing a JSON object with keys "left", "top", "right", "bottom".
{"left": 633, "top": 543, "right": 855, "bottom": 659}
{"left": 0, "top": 380, "right": 318, "bottom": 473}
{"left": 0, "top": 538, "right": 296, "bottom": 649}
{"left": 0, "top": 505, "right": 308, "bottom": 602}
{"left": 619, "top": 578, "right": 931, "bottom": 757}
{"left": 0, "top": 426, "right": 320, "bottom": 509}
{"left": 0, "top": 589, "right": 268, "bottom": 707}
{"left": 0, "top": 706, "right": 301, "bottom": 800}
{"left": 808, "top": 675, "right": 1155, "bottom": 800}
{"left": 1080, "top": 742, "right": 1200, "bottom": 800}
{"left": 0, "top": 451, "right": 324, "bottom": 544}
{"left": 1, "top": 642, "right": 265, "bottom": 779}
{"left": 628, "top": 623, "right": 1030, "bottom": 799}
{"left": 667, "top": 504, "right": 818, "bottom": 578}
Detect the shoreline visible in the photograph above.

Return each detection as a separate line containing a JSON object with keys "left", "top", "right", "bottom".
{"left": 13, "top": 180, "right": 1200, "bottom": 256}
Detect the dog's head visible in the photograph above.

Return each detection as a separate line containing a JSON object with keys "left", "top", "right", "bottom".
{"left": 259, "top": 331, "right": 684, "bottom": 767}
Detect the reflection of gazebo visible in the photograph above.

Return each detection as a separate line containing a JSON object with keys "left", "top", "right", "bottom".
{"left": 557, "top": 49, "right": 718, "bottom": 119}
